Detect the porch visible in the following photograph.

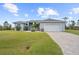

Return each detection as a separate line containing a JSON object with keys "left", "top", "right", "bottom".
{"left": 13, "top": 21, "right": 40, "bottom": 31}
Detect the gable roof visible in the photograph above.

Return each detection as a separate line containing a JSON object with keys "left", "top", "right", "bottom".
{"left": 13, "top": 21, "right": 29, "bottom": 24}
{"left": 13, "top": 18, "right": 65, "bottom": 24}
{"left": 40, "top": 18, "right": 65, "bottom": 23}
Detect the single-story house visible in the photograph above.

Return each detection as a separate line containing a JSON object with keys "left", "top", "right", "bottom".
{"left": 13, "top": 19, "right": 65, "bottom": 32}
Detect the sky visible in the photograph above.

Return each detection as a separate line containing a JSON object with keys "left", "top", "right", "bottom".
{"left": 0, "top": 3, "right": 79, "bottom": 26}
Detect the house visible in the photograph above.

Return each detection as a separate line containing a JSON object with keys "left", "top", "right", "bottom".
{"left": 13, "top": 19, "right": 65, "bottom": 32}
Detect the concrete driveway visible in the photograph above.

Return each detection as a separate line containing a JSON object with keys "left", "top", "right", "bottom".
{"left": 47, "top": 32, "right": 79, "bottom": 55}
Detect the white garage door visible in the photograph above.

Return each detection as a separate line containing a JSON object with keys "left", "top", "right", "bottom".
{"left": 44, "top": 23, "right": 64, "bottom": 32}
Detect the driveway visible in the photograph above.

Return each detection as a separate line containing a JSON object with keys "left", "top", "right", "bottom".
{"left": 47, "top": 32, "right": 79, "bottom": 55}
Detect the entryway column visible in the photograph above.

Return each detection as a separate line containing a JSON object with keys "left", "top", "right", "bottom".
{"left": 14, "top": 24, "right": 17, "bottom": 31}
{"left": 20, "top": 24, "right": 24, "bottom": 31}
{"left": 28, "top": 22, "right": 29, "bottom": 30}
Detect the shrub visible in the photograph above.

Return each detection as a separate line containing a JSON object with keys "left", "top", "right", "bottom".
{"left": 74, "top": 26, "right": 79, "bottom": 30}
{"left": 31, "top": 27, "right": 35, "bottom": 32}
{"left": 15, "top": 25, "right": 21, "bottom": 31}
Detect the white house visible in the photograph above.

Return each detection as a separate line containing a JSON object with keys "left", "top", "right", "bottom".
{"left": 13, "top": 19, "right": 65, "bottom": 32}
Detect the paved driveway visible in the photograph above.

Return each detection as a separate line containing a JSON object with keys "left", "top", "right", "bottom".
{"left": 47, "top": 32, "right": 79, "bottom": 55}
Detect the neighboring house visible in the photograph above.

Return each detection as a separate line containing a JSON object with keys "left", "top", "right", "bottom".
{"left": 13, "top": 19, "right": 65, "bottom": 32}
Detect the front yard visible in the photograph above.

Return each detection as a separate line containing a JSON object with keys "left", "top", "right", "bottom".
{"left": 65, "top": 30, "right": 79, "bottom": 35}
{"left": 0, "top": 31, "right": 63, "bottom": 55}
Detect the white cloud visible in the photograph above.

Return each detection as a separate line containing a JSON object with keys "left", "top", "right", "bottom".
{"left": 3, "top": 3, "right": 19, "bottom": 16}
{"left": 13, "top": 13, "right": 18, "bottom": 16}
{"left": 37, "top": 7, "right": 59, "bottom": 18}
{"left": 37, "top": 8, "right": 44, "bottom": 15}
{"left": 25, "top": 14, "right": 28, "bottom": 18}
{"left": 69, "top": 12, "right": 73, "bottom": 14}
{"left": 67, "top": 16, "right": 72, "bottom": 19}
{"left": 69, "top": 7, "right": 79, "bottom": 14}
{"left": 45, "top": 8, "right": 59, "bottom": 16}
{"left": 72, "top": 8, "right": 79, "bottom": 14}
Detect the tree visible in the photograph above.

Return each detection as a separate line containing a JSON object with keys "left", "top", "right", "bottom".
{"left": 31, "top": 22, "right": 36, "bottom": 32}
{"left": 62, "top": 17, "right": 68, "bottom": 29}
{"left": 0, "top": 25, "right": 3, "bottom": 30}
{"left": 3, "top": 21, "right": 12, "bottom": 30}
{"left": 9, "top": 24, "right": 12, "bottom": 30}
{"left": 15, "top": 24, "right": 21, "bottom": 31}
{"left": 23, "top": 25, "right": 28, "bottom": 31}
{"left": 35, "top": 23, "right": 40, "bottom": 31}
{"left": 69, "top": 20, "right": 75, "bottom": 29}
{"left": 62, "top": 17, "right": 68, "bottom": 20}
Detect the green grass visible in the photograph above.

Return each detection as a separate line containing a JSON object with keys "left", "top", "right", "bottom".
{"left": 65, "top": 29, "right": 79, "bottom": 35}
{"left": 0, "top": 31, "right": 63, "bottom": 55}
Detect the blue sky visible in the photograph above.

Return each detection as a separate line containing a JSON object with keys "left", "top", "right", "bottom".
{"left": 0, "top": 3, "right": 79, "bottom": 26}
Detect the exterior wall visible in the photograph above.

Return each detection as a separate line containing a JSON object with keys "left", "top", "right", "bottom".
{"left": 20, "top": 24, "right": 24, "bottom": 31}
{"left": 40, "top": 22, "right": 65, "bottom": 32}
{"left": 40, "top": 23, "right": 44, "bottom": 30}
{"left": 14, "top": 20, "right": 65, "bottom": 32}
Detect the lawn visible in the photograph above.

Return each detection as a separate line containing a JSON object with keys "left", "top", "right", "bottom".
{"left": 65, "top": 30, "right": 79, "bottom": 35}
{"left": 0, "top": 31, "right": 63, "bottom": 55}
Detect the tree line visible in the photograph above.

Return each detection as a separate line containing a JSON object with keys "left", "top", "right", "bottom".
{"left": 0, "top": 21, "right": 13, "bottom": 30}
{"left": 62, "top": 17, "right": 79, "bottom": 30}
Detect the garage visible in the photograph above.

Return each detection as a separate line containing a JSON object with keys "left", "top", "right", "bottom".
{"left": 40, "top": 19, "right": 65, "bottom": 32}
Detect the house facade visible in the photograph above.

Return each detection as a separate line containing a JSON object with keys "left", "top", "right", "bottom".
{"left": 13, "top": 19, "right": 65, "bottom": 32}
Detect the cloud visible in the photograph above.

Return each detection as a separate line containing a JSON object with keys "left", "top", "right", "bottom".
{"left": 3, "top": 3, "right": 19, "bottom": 16}
{"left": 37, "top": 8, "right": 44, "bottom": 15}
{"left": 45, "top": 8, "right": 59, "bottom": 16}
{"left": 69, "top": 7, "right": 79, "bottom": 14}
{"left": 14, "top": 13, "right": 18, "bottom": 16}
{"left": 68, "top": 16, "right": 73, "bottom": 19}
{"left": 25, "top": 14, "right": 28, "bottom": 18}
{"left": 69, "top": 12, "right": 73, "bottom": 14}
{"left": 37, "top": 8, "right": 59, "bottom": 18}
